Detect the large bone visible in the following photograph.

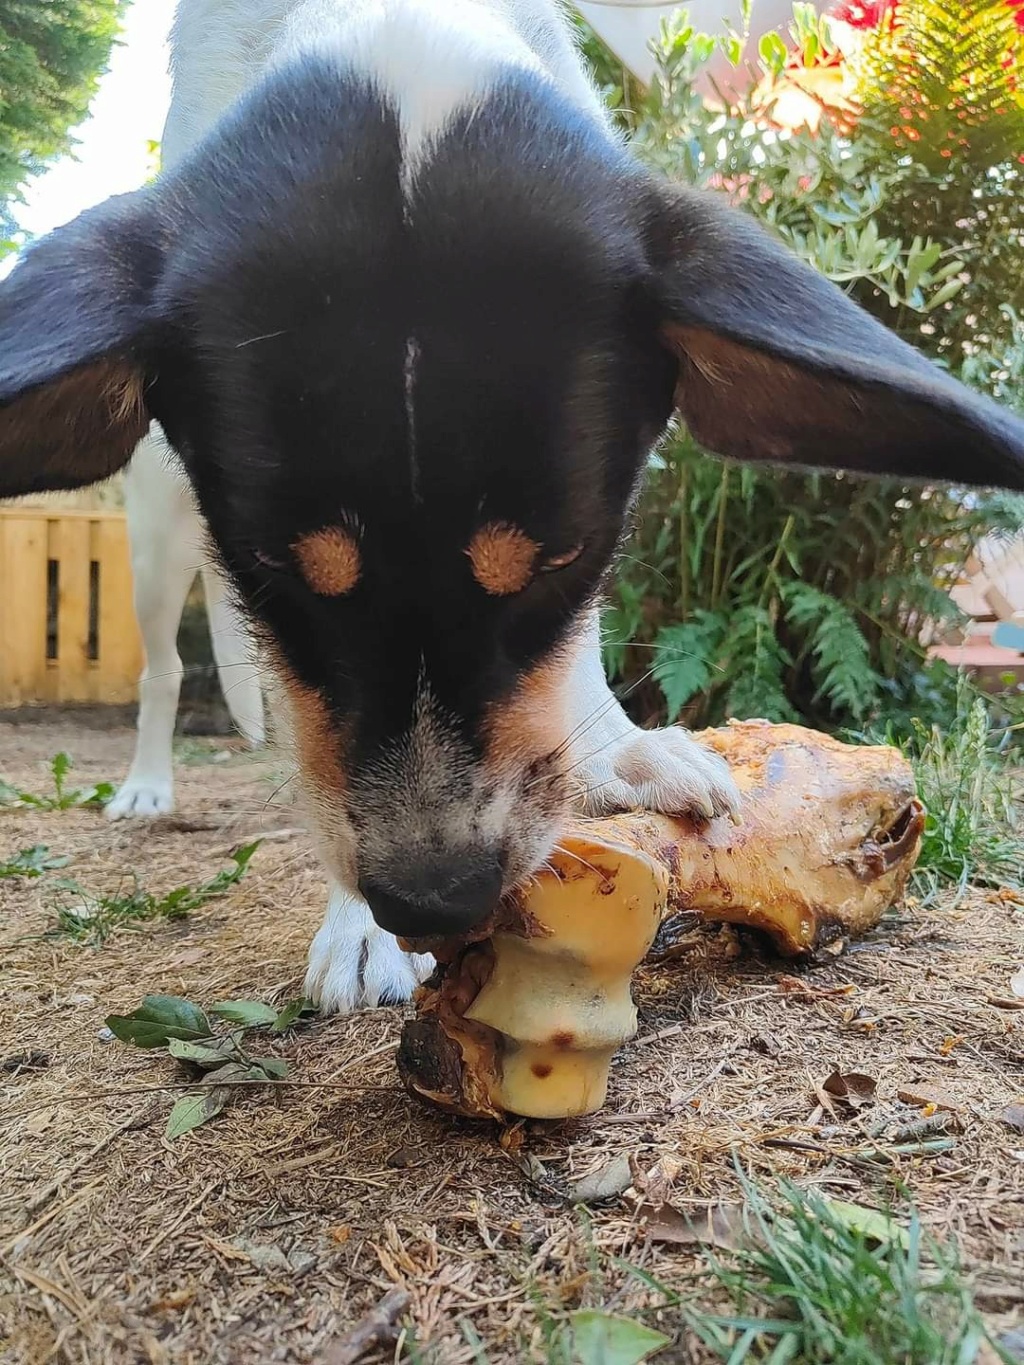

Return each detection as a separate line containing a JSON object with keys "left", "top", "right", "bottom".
{"left": 397, "top": 721, "right": 925, "bottom": 1121}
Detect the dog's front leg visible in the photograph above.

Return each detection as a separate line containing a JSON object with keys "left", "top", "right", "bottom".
{"left": 566, "top": 612, "right": 740, "bottom": 820}
{"left": 305, "top": 884, "right": 435, "bottom": 1014}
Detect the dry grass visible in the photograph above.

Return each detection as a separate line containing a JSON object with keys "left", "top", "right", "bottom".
{"left": 2, "top": 718, "right": 1023, "bottom": 1364}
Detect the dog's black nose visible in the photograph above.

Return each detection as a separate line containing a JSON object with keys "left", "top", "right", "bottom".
{"left": 359, "top": 857, "right": 503, "bottom": 938}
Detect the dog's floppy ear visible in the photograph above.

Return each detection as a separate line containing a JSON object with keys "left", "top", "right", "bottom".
{"left": 644, "top": 185, "right": 1024, "bottom": 491}
{"left": 0, "top": 191, "right": 166, "bottom": 497}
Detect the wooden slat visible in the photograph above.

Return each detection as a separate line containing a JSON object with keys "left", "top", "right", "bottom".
{"left": 0, "top": 508, "right": 141, "bottom": 708}
{"left": 0, "top": 516, "right": 49, "bottom": 706}
{"left": 50, "top": 517, "right": 92, "bottom": 702}
{"left": 92, "top": 517, "right": 142, "bottom": 704}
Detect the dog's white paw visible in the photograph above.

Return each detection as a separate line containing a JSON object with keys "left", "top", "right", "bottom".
{"left": 580, "top": 725, "right": 740, "bottom": 821}
{"left": 305, "top": 888, "right": 434, "bottom": 1014}
{"left": 105, "top": 777, "right": 174, "bottom": 820}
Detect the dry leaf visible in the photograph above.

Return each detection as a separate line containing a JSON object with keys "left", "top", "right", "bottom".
{"left": 23, "top": 1108, "right": 56, "bottom": 1136}
{"left": 939, "top": 1036, "right": 963, "bottom": 1056}
{"left": 385, "top": 1147, "right": 421, "bottom": 1169}
{"left": 329, "top": 1226, "right": 352, "bottom": 1245}
{"left": 634, "top": 1154, "right": 683, "bottom": 1208}
{"left": 823, "top": 1070, "right": 877, "bottom": 1109}
{"left": 569, "top": 1154, "right": 633, "bottom": 1204}
{"left": 1000, "top": 1104, "right": 1024, "bottom": 1133}
{"left": 149, "top": 1287, "right": 196, "bottom": 1312}
{"left": 635, "top": 1199, "right": 744, "bottom": 1249}
{"left": 898, "top": 1082, "right": 961, "bottom": 1113}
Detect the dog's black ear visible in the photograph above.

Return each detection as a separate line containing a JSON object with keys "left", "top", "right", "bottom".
{"left": 0, "top": 191, "right": 166, "bottom": 497}
{"left": 645, "top": 185, "right": 1024, "bottom": 491}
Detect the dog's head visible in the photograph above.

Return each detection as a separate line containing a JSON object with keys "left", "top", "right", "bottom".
{"left": 2, "top": 66, "right": 1023, "bottom": 937}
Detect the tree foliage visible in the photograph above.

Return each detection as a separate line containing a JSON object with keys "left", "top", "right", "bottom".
{"left": 0, "top": 0, "right": 125, "bottom": 247}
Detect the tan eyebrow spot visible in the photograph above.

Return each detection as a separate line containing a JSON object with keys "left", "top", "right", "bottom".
{"left": 467, "top": 521, "right": 539, "bottom": 595}
{"left": 293, "top": 525, "right": 361, "bottom": 596}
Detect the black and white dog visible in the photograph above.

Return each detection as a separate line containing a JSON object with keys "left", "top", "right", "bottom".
{"left": 2, "top": 0, "right": 1022, "bottom": 1014}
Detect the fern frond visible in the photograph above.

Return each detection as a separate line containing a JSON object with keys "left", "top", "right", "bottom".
{"left": 856, "top": 0, "right": 1024, "bottom": 170}
{"left": 652, "top": 612, "right": 728, "bottom": 720}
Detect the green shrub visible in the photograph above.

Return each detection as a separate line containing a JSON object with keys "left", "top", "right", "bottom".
{"left": 591, "top": 2, "right": 1024, "bottom": 733}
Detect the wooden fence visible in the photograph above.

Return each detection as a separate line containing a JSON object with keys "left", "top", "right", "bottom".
{"left": 0, "top": 508, "right": 141, "bottom": 707}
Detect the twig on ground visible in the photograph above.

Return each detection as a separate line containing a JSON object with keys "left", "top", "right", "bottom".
{"left": 324, "top": 1286, "right": 411, "bottom": 1365}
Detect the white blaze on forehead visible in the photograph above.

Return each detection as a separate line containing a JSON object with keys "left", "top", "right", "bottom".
{"left": 275, "top": 0, "right": 551, "bottom": 166}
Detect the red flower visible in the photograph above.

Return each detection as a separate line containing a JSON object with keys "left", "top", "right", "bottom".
{"left": 1006, "top": 0, "right": 1024, "bottom": 31}
{"left": 830, "top": 0, "right": 896, "bottom": 29}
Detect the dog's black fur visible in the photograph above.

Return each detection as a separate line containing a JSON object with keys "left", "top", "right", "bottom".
{"left": 1, "top": 62, "right": 1023, "bottom": 935}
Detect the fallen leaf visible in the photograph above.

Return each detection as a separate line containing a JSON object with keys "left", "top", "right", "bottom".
{"left": 386, "top": 1146, "right": 422, "bottom": 1169}
{"left": 897, "top": 1082, "right": 960, "bottom": 1113}
{"left": 823, "top": 1070, "right": 877, "bottom": 1109}
{"left": 272, "top": 998, "right": 318, "bottom": 1033}
{"left": 204, "top": 1236, "right": 252, "bottom": 1262}
{"left": 167, "top": 1037, "right": 234, "bottom": 1069}
{"left": 149, "top": 1287, "right": 196, "bottom": 1312}
{"left": 252, "top": 1056, "right": 288, "bottom": 1080}
{"left": 822, "top": 1199, "right": 909, "bottom": 1249}
{"left": 569, "top": 1154, "right": 633, "bottom": 1204}
{"left": 106, "top": 996, "right": 212, "bottom": 1049}
{"left": 209, "top": 1000, "right": 278, "bottom": 1028}
{"left": 1011, "top": 966, "right": 1024, "bottom": 999}
{"left": 939, "top": 1036, "right": 964, "bottom": 1056}
{"left": 330, "top": 1226, "right": 352, "bottom": 1245}
{"left": 561, "top": 1310, "right": 670, "bottom": 1365}
{"left": 636, "top": 1199, "right": 744, "bottom": 1249}
{"left": 166, "top": 1087, "right": 231, "bottom": 1140}
{"left": 634, "top": 1155, "right": 683, "bottom": 1208}
{"left": 1000, "top": 1104, "right": 1024, "bottom": 1133}
{"left": 24, "top": 1108, "right": 56, "bottom": 1136}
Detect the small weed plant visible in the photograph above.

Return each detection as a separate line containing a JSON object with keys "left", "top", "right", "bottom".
{"left": 0, "top": 751, "right": 114, "bottom": 811}
{"left": 0, "top": 845, "right": 70, "bottom": 879}
{"left": 52, "top": 841, "right": 260, "bottom": 945}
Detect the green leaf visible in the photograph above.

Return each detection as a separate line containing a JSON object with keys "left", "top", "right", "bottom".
{"left": 822, "top": 1200, "right": 910, "bottom": 1250}
{"left": 563, "top": 1311, "right": 670, "bottom": 1365}
{"left": 0, "top": 845, "right": 70, "bottom": 879}
{"left": 51, "top": 751, "right": 71, "bottom": 799}
{"left": 253, "top": 1057, "right": 289, "bottom": 1079}
{"left": 166, "top": 1087, "right": 231, "bottom": 1140}
{"left": 651, "top": 613, "right": 726, "bottom": 721}
{"left": 105, "top": 995, "right": 213, "bottom": 1048}
{"left": 272, "top": 998, "right": 319, "bottom": 1033}
{"left": 210, "top": 1000, "right": 278, "bottom": 1028}
{"left": 167, "top": 1036, "right": 235, "bottom": 1069}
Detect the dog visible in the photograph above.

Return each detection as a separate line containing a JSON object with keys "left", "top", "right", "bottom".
{"left": 2, "top": 0, "right": 1022, "bottom": 1019}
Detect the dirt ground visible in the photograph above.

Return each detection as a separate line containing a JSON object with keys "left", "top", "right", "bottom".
{"left": 1, "top": 717, "right": 1023, "bottom": 1364}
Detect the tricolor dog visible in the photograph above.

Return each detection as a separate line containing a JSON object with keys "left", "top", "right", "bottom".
{"left": 2, "top": 0, "right": 1023, "bottom": 1014}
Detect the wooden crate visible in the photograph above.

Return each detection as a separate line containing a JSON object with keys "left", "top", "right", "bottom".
{"left": 0, "top": 508, "right": 141, "bottom": 707}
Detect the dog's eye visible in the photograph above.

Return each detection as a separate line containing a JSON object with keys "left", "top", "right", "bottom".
{"left": 540, "top": 544, "right": 584, "bottom": 574}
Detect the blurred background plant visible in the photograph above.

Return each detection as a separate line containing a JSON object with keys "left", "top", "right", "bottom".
{"left": 580, "top": 0, "right": 1024, "bottom": 737}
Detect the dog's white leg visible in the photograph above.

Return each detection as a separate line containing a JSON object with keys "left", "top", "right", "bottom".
{"left": 107, "top": 432, "right": 203, "bottom": 821}
{"left": 305, "top": 883, "right": 434, "bottom": 1014}
{"left": 200, "top": 565, "right": 265, "bottom": 748}
{"left": 566, "top": 611, "right": 741, "bottom": 820}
